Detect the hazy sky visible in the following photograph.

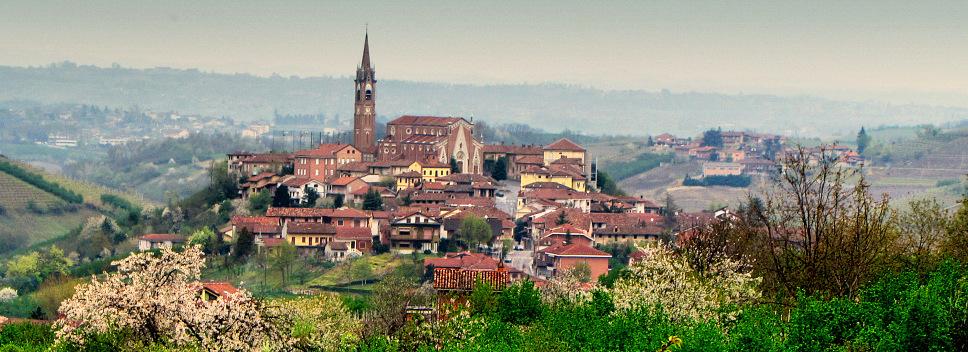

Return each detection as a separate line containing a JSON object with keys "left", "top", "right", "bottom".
{"left": 2, "top": 0, "right": 967, "bottom": 107}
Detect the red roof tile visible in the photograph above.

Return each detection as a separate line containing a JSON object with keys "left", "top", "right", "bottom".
{"left": 432, "top": 267, "right": 510, "bottom": 291}
{"left": 294, "top": 144, "right": 355, "bottom": 158}
{"left": 542, "top": 242, "right": 611, "bottom": 257}
{"left": 335, "top": 226, "right": 372, "bottom": 240}
{"left": 139, "top": 234, "right": 185, "bottom": 242}
{"left": 544, "top": 138, "right": 585, "bottom": 152}
{"left": 388, "top": 115, "right": 464, "bottom": 127}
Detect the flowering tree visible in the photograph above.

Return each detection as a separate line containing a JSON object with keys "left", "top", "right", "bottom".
{"left": 0, "top": 287, "right": 16, "bottom": 302}
{"left": 610, "top": 245, "right": 760, "bottom": 323}
{"left": 541, "top": 267, "right": 594, "bottom": 305}
{"left": 54, "top": 246, "right": 281, "bottom": 351}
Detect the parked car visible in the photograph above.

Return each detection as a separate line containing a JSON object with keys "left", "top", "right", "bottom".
{"left": 503, "top": 258, "right": 512, "bottom": 263}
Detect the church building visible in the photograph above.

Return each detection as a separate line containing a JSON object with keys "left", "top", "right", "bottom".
{"left": 350, "top": 32, "right": 484, "bottom": 174}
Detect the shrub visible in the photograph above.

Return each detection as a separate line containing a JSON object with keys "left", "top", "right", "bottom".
{"left": 0, "top": 322, "right": 54, "bottom": 350}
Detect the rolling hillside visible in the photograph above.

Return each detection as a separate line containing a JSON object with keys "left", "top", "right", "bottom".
{"left": 0, "top": 157, "right": 151, "bottom": 252}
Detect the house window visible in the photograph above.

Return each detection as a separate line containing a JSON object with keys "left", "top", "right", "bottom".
{"left": 338, "top": 220, "right": 344, "bottom": 226}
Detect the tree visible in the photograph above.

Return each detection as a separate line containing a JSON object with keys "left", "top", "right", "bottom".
{"left": 274, "top": 294, "right": 362, "bottom": 350}
{"left": 611, "top": 245, "right": 760, "bottom": 323}
{"left": 556, "top": 211, "right": 568, "bottom": 226}
{"left": 897, "top": 198, "right": 950, "bottom": 274}
{"left": 702, "top": 128, "right": 723, "bottom": 148}
{"left": 496, "top": 280, "right": 543, "bottom": 325}
{"left": 302, "top": 187, "right": 319, "bottom": 208}
{"left": 663, "top": 193, "right": 678, "bottom": 226}
{"left": 5, "top": 252, "right": 40, "bottom": 279}
{"left": 457, "top": 216, "right": 493, "bottom": 249}
{"left": 450, "top": 157, "right": 460, "bottom": 173}
{"left": 233, "top": 227, "right": 255, "bottom": 260}
{"left": 188, "top": 227, "right": 217, "bottom": 254}
{"left": 739, "top": 145, "right": 898, "bottom": 299}
{"left": 332, "top": 194, "right": 345, "bottom": 209}
{"left": 943, "top": 194, "right": 968, "bottom": 263}
{"left": 362, "top": 189, "right": 383, "bottom": 210}
{"left": 501, "top": 238, "right": 513, "bottom": 260}
{"left": 350, "top": 256, "right": 373, "bottom": 285}
{"left": 248, "top": 189, "right": 272, "bottom": 213}
{"left": 272, "top": 185, "right": 291, "bottom": 207}
{"left": 36, "top": 245, "right": 72, "bottom": 280}
{"left": 273, "top": 241, "right": 298, "bottom": 286}
{"left": 571, "top": 261, "right": 592, "bottom": 283}
{"left": 54, "top": 246, "right": 281, "bottom": 350}
{"left": 856, "top": 126, "right": 871, "bottom": 154}
{"left": 469, "top": 280, "right": 497, "bottom": 317}
{"left": 492, "top": 156, "right": 508, "bottom": 181}
{"left": 596, "top": 170, "right": 625, "bottom": 196}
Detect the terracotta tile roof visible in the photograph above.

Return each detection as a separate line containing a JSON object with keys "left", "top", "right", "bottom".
{"left": 550, "top": 157, "right": 583, "bottom": 165}
{"left": 482, "top": 145, "right": 543, "bottom": 155}
{"left": 286, "top": 222, "right": 336, "bottom": 234}
{"left": 542, "top": 242, "right": 611, "bottom": 257}
{"left": 544, "top": 138, "right": 585, "bottom": 152}
{"left": 544, "top": 224, "right": 588, "bottom": 236}
{"left": 522, "top": 182, "right": 574, "bottom": 190}
{"left": 396, "top": 171, "right": 422, "bottom": 178}
{"left": 335, "top": 226, "right": 372, "bottom": 240}
{"left": 514, "top": 155, "right": 545, "bottom": 165}
{"left": 265, "top": 207, "right": 370, "bottom": 218}
{"left": 294, "top": 144, "right": 355, "bottom": 158}
{"left": 246, "top": 171, "right": 277, "bottom": 182}
{"left": 329, "top": 176, "right": 362, "bottom": 186}
{"left": 412, "top": 192, "right": 449, "bottom": 201}
{"left": 350, "top": 185, "right": 372, "bottom": 196}
{"left": 417, "top": 159, "right": 451, "bottom": 168}
{"left": 201, "top": 282, "right": 239, "bottom": 297}
{"left": 445, "top": 197, "right": 495, "bottom": 208}
{"left": 424, "top": 252, "right": 500, "bottom": 270}
{"left": 328, "top": 241, "right": 349, "bottom": 251}
{"left": 437, "top": 173, "right": 496, "bottom": 184}
{"left": 522, "top": 188, "right": 590, "bottom": 201}
{"left": 421, "top": 182, "right": 446, "bottom": 190}
{"left": 259, "top": 237, "right": 287, "bottom": 247}
{"left": 139, "top": 234, "right": 185, "bottom": 242}
{"left": 388, "top": 115, "right": 464, "bottom": 127}
{"left": 281, "top": 177, "right": 315, "bottom": 187}
{"left": 432, "top": 267, "right": 510, "bottom": 291}
{"left": 337, "top": 161, "right": 371, "bottom": 172}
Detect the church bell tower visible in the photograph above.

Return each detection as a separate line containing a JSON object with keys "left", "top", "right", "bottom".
{"left": 353, "top": 31, "right": 376, "bottom": 150}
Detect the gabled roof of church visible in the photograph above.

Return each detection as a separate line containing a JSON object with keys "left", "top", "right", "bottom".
{"left": 388, "top": 115, "right": 465, "bottom": 126}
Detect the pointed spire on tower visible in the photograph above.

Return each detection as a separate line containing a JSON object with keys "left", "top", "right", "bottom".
{"left": 361, "top": 27, "right": 371, "bottom": 70}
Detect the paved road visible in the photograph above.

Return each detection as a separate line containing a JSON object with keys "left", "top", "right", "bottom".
{"left": 495, "top": 180, "right": 520, "bottom": 216}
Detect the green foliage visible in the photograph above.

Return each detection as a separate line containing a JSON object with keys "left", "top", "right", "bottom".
{"left": 232, "top": 227, "right": 255, "bottom": 260}
{"left": 595, "top": 170, "right": 626, "bottom": 196}
{"left": 332, "top": 194, "right": 344, "bottom": 209}
{"left": 469, "top": 281, "right": 497, "bottom": 317}
{"left": 301, "top": 187, "right": 319, "bottom": 208}
{"left": 857, "top": 126, "right": 871, "bottom": 153}
{"left": 683, "top": 174, "right": 751, "bottom": 187}
{"left": 457, "top": 215, "right": 493, "bottom": 249}
{"left": 362, "top": 189, "right": 383, "bottom": 210}
{"left": 0, "top": 161, "right": 83, "bottom": 204}
{"left": 702, "top": 128, "right": 724, "bottom": 148}
{"left": 496, "top": 280, "right": 544, "bottom": 325}
{"left": 248, "top": 189, "right": 271, "bottom": 213}
{"left": 0, "top": 322, "right": 54, "bottom": 351}
{"left": 272, "top": 185, "right": 291, "bottom": 207}
{"left": 601, "top": 152, "right": 673, "bottom": 181}
{"left": 449, "top": 157, "right": 460, "bottom": 173}
{"left": 491, "top": 156, "right": 508, "bottom": 181}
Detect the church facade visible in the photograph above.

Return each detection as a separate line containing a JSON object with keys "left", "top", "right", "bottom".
{"left": 351, "top": 33, "right": 484, "bottom": 174}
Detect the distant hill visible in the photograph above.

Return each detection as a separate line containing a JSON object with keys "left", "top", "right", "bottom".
{"left": 2, "top": 62, "right": 967, "bottom": 136}
{"left": 0, "top": 157, "right": 150, "bottom": 253}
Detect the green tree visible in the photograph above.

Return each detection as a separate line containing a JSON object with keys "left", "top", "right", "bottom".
{"left": 362, "top": 189, "right": 383, "bottom": 210}
{"left": 596, "top": 170, "right": 625, "bottom": 196}
{"left": 188, "top": 227, "right": 217, "bottom": 254}
{"left": 248, "top": 189, "right": 272, "bottom": 213}
{"left": 702, "top": 128, "right": 723, "bottom": 148}
{"left": 273, "top": 241, "right": 298, "bottom": 286}
{"left": 492, "top": 156, "right": 508, "bottom": 181}
{"left": 571, "top": 261, "right": 592, "bottom": 283}
{"left": 272, "top": 185, "right": 291, "bottom": 207}
{"left": 36, "top": 246, "right": 71, "bottom": 280}
{"left": 5, "top": 252, "right": 40, "bottom": 279}
{"left": 332, "top": 194, "right": 344, "bottom": 209}
{"left": 469, "top": 280, "right": 497, "bottom": 317}
{"left": 856, "top": 126, "right": 871, "bottom": 154}
{"left": 496, "top": 280, "right": 544, "bottom": 325}
{"left": 943, "top": 195, "right": 968, "bottom": 263}
{"left": 450, "top": 157, "right": 460, "bottom": 173}
{"left": 663, "top": 193, "right": 678, "bottom": 226}
{"left": 350, "top": 256, "right": 373, "bottom": 285}
{"left": 556, "top": 211, "right": 568, "bottom": 226}
{"left": 458, "top": 215, "right": 494, "bottom": 250}
{"left": 232, "top": 227, "right": 255, "bottom": 261}
{"left": 302, "top": 188, "right": 319, "bottom": 208}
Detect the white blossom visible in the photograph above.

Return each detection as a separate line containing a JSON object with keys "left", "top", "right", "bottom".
{"left": 0, "top": 287, "right": 17, "bottom": 302}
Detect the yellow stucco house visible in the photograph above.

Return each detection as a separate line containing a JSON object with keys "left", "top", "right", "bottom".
{"left": 407, "top": 160, "right": 451, "bottom": 183}
{"left": 542, "top": 138, "right": 586, "bottom": 166}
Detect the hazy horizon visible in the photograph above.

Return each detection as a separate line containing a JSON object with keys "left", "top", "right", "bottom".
{"left": 2, "top": 1, "right": 967, "bottom": 108}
